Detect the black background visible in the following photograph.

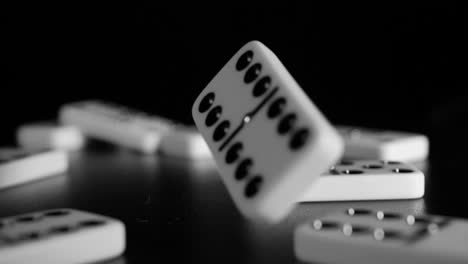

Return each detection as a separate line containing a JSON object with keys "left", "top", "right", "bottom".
{"left": 5, "top": 5, "right": 467, "bottom": 143}
{"left": 3, "top": 5, "right": 468, "bottom": 263}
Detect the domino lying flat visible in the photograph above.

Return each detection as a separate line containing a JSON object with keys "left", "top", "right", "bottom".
{"left": 17, "top": 122, "right": 85, "bottom": 151}
{"left": 192, "top": 41, "right": 343, "bottom": 223}
{"left": 0, "top": 208, "right": 125, "bottom": 264}
{"left": 294, "top": 208, "right": 468, "bottom": 264}
{"left": 0, "top": 148, "right": 67, "bottom": 190}
{"left": 298, "top": 160, "right": 424, "bottom": 202}
{"left": 337, "top": 125, "right": 429, "bottom": 162}
{"left": 59, "top": 100, "right": 176, "bottom": 154}
{"left": 159, "top": 126, "right": 212, "bottom": 160}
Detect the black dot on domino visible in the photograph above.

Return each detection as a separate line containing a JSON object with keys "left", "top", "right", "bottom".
{"left": 392, "top": 168, "right": 414, "bottom": 173}
{"left": 278, "top": 113, "right": 297, "bottom": 134}
{"left": 267, "top": 97, "right": 286, "bottom": 119}
{"left": 347, "top": 208, "right": 372, "bottom": 216}
{"left": 235, "top": 158, "right": 253, "bottom": 180}
{"left": 376, "top": 211, "right": 401, "bottom": 220}
{"left": 363, "top": 164, "right": 384, "bottom": 169}
{"left": 43, "top": 210, "right": 70, "bottom": 217}
{"left": 406, "top": 215, "right": 432, "bottom": 225}
{"left": 16, "top": 231, "right": 42, "bottom": 241}
{"left": 381, "top": 160, "right": 402, "bottom": 165}
{"left": 253, "top": 76, "right": 272, "bottom": 97}
{"left": 226, "top": 142, "right": 243, "bottom": 164}
{"left": 342, "top": 224, "right": 371, "bottom": 236}
{"left": 245, "top": 175, "right": 263, "bottom": 198}
{"left": 199, "top": 92, "right": 215, "bottom": 113}
{"left": 213, "top": 120, "right": 230, "bottom": 142}
{"left": 289, "top": 128, "right": 310, "bottom": 150}
{"left": 311, "top": 220, "right": 340, "bottom": 230}
{"left": 205, "top": 105, "right": 222, "bottom": 127}
{"left": 342, "top": 169, "right": 364, "bottom": 174}
{"left": 78, "top": 219, "right": 106, "bottom": 227}
{"left": 373, "top": 228, "right": 402, "bottom": 241}
{"left": 15, "top": 215, "right": 40, "bottom": 223}
{"left": 244, "top": 63, "right": 262, "bottom": 84}
{"left": 236, "top": 50, "right": 254, "bottom": 71}
{"left": 49, "top": 225, "right": 74, "bottom": 234}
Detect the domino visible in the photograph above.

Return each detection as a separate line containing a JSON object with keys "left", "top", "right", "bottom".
{"left": 59, "top": 100, "right": 176, "bottom": 154}
{"left": 159, "top": 126, "right": 212, "bottom": 160}
{"left": 17, "top": 122, "right": 85, "bottom": 151}
{"left": 0, "top": 208, "right": 125, "bottom": 264}
{"left": 192, "top": 41, "right": 344, "bottom": 223}
{"left": 298, "top": 160, "right": 424, "bottom": 202}
{"left": 0, "top": 148, "right": 67, "bottom": 190}
{"left": 294, "top": 208, "right": 468, "bottom": 264}
{"left": 338, "top": 125, "right": 429, "bottom": 162}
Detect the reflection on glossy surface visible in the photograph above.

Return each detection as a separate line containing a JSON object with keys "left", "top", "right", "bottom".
{"left": 0, "top": 138, "right": 467, "bottom": 263}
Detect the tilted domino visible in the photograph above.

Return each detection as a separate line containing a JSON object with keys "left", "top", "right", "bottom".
{"left": 192, "top": 40, "right": 343, "bottom": 223}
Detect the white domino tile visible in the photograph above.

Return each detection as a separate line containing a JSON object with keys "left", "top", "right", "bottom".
{"left": 0, "top": 148, "right": 68, "bottom": 190}
{"left": 17, "top": 122, "right": 85, "bottom": 151}
{"left": 299, "top": 160, "right": 424, "bottom": 202}
{"left": 337, "top": 125, "right": 429, "bottom": 162}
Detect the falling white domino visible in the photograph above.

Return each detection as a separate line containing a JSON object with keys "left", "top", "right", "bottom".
{"left": 0, "top": 208, "right": 125, "bottom": 264}
{"left": 298, "top": 160, "right": 424, "bottom": 202}
{"left": 337, "top": 125, "right": 429, "bottom": 162}
{"left": 0, "top": 148, "right": 68, "bottom": 190}
{"left": 16, "top": 122, "right": 85, "bottom": 151}
{"left": 159, "top": 126, "right": 212, "bottom": 159}
{"left": 192, "top": 41, "right": 343, "bottom": 223}
{"left": 59, "top": 100, "right": 176, "bottom": 154}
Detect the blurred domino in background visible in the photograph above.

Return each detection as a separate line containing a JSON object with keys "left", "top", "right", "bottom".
{"left": 16, "top": 122, "right": 85, "bottom": 151}
{"left": 159, "top": 126, "right": 212, "bottom": 160}
{"left": 337, "top": 125, "right": 429, "bottom": 162}
{"left": 59, "top": 100, "right": 176, "bottom": 154}
{"left": 298, "top": 160, "right": 424, "bottom": 202}
{"left": 0, "top": 208, "right": 125, "bottom": 264}
{"left": 0, "top": 148, "right": 67, "bottom": 190}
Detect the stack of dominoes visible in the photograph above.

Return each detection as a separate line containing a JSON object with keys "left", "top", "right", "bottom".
{"left": 4, "top": 40, "right": 464, "bottom": 264}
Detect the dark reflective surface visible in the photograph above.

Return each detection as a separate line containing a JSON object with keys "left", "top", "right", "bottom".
{"left": 0, "top": 134, "right": 467, "bottom": 264}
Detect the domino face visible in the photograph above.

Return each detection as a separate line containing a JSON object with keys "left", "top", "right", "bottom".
{"left": 159, "top": 126, "right": 212, "bottom": 160}
{"left": 17, "top": 122, "right": 85, "bottom": 151}
{"left": 298, "top": 160, "right": 425, "bottom": 202}
{"left": 59, "top": 100, "right": 176, "bottom": 154}
{"left": 337, "top": 125, "right": 429, "bottom": 162}
{"left": 295, "top": 208, "right": 468, "bottom": 264}
{"left": 192, "top": 41, "right": 344, "bottom": 222}
{"left": 0, "top": 148, "right": 67, "bottom": 190}
{"left": 0, "top": 208, "right": 125, "bottom": 264}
